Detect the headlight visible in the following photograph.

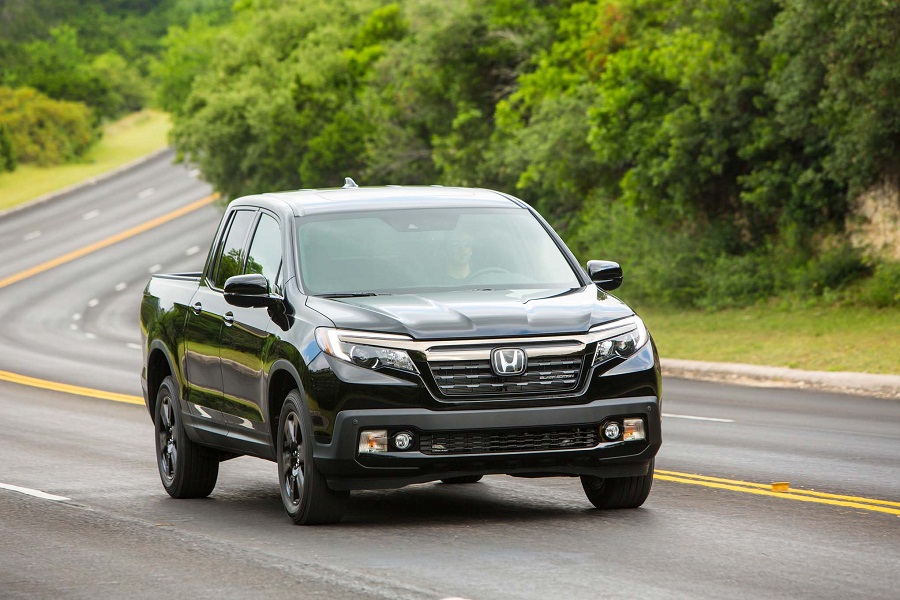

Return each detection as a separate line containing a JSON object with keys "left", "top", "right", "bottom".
{"left": 591, "top": 316, "right": 649, "bottom": 365}
{"left": 315, "top": 328, "right": 418, "bottom": 373}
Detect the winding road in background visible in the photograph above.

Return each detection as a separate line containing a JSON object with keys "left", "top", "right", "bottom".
{"left": 0, "top": 153, "right": 898, "bottom": 599}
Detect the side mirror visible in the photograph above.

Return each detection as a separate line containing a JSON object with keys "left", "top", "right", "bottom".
{"left": 224, "top": 273, "right": 274, "bottom": 307}
{"left": 586, "top": 260, "right": 623, "bottom": 291}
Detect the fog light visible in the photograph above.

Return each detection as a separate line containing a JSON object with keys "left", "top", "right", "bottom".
{"left": 623, "top": 418, "right": 646, "bottom": 441}
{"left": 603, "top": 421, "right": 621, "bottom": 441}
{"left": 393, "top": 431, "right": 415, "bottom": 450}
{"left": 359, "top": 429, "right": 388, "bottom": 453}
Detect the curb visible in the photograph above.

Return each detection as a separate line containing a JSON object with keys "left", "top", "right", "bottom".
{"left": 0, "top": 147, "right": 174, "bottom": 220}
{"left": 662, "top": 358, "right": 900, "bottom": 399}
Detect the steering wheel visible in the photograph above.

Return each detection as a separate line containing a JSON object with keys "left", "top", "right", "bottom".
{"left": 466, "top": 267, "right": 512, "bottom": 281}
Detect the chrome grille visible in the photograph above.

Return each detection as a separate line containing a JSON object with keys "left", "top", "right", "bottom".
{"left": 429, "top": 356, "right": 584, "bottom": 396}
{"left": 420, "top": 425, "right": 598, "bottom": 455}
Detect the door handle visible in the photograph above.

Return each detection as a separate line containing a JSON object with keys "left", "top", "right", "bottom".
{"left": 223, "top": 311, "right": 235, "bottom": 326}
{"left": 192, "top": 302, "right": 202, "bottom": 315}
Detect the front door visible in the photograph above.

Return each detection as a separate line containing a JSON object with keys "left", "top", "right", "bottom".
{"left": 183, "top": 208, "right": 257, "bottom": 430}
{"left": 220, "top": 211, "right": 284, "bottom": 441}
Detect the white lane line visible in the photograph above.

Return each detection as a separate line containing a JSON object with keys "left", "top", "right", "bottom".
{"left": 88, "top": 298, "right": 99, "bottom": 307}
{"left": 114, "top": 282, "right": 127, "bottom": 292}
{"left": 188, "top": 168, "right": 200, "bottom": 178}
{"left": 0, "top": 482, "right": 70, "bottom": 502}
{"left": 85, "top": 333, "right": 97, "bottom": 340}
{"left": 148, "top": 263, "right": 162, "bottom": 273}
{"left": 663, "top": 413, "right": 735, "bottom": 423}
{"left": 69, "top": 323, "right": 78, "bottom": 331}
{"left": 185, "top": 245, "right": 200, "bottom": 256}
{"left": 82, "top": 209, "right": 100, "bottom": 220}
{"left": 23, "top": 230, "right": 41, "bottom": 241}
{"left": 126, "top": 343, "right": 142, "bottom": 350}
{"left": 72, "top": 313, "right": 82, "bottom": 321}
{"left": 138, "top": 187, "right": 155, "bottom": 199}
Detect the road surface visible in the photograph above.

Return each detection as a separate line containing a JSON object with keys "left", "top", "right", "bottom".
{"left": 0, "top": 154, "right": 897, "bottom": 599}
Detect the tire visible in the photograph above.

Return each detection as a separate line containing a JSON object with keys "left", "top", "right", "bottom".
{"left": 277, "top": 390, "right": 349, "bottom": 525}
{"left": 154, "top": 376, "right": 218, "bottom": 498}
{"left": 580, "top": 459, "right": 654, "bottom": 509}
{"left": 440, "top": 475, "right": 483, "bottom": 484}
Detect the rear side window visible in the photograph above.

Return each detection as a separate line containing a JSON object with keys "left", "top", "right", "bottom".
{"left": 209, "top": 209, "right": 256, "bottom": 289}
{"left": 245, "top": 213, "right": 283, "bottom": 294}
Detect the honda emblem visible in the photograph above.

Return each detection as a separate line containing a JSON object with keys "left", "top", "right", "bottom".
{"left": 491, "top": 348, "right": 527, "bottom": 376}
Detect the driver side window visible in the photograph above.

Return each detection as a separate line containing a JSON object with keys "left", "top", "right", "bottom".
{"left": 245, "top": 212, "right": 283, "bottom": 294}
{"left": 209, "top": 209, "right": 256, "bottom": 289}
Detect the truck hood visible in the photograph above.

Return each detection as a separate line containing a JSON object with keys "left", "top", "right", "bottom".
{"left": 305, "top": 286, "right": 633, "bottom": 340}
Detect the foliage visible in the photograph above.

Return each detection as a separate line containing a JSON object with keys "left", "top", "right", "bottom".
{"left": 859, "top": 262, "right": 900, "bottom": 308}
{"left": 0, "top": 124, "right": 15, "bottom": 172}
{"left": 153, "top": 0, "right": 900, "bottom": 308}
{"left": 0, "top": 86, "right": 97, "bottom": 165}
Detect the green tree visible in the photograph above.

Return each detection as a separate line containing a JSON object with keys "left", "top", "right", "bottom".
{"left": 0, "top": 86, "right": 97, "bottom": 165}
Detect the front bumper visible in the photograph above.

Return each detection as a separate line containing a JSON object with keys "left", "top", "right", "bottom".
{"left": 314, "top": 395, "right": 661, "bottom": 490}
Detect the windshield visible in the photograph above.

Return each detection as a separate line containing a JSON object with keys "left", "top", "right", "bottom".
{"left": 296, "top": 207, "right": 581, "bottom": 295}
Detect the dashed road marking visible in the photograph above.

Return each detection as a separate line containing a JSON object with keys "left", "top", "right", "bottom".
{"left": 185, "top": 245, "right": 200, "bottom": 256}
{"left": 87, "top": 298, "right": 99, "bottom": 307}
{"left": 85, "top": 333, "right": 96, "bottom": 340}
{"left": 148, "top": 264, "right": 162, "bottom": 273}
{"left": 23, "top": 230, "right": 41, "bottom": 241}
{"left": 72, "top": 313, "right": 82, "bottom": 321}
{"left": 114, "top": 282, "right": 127, "bottom": 292}
{"left": 126, "top": 343, "right": 142, "bottom": 350}
{"left": 138, "top": 188, "right": 155, "bottom": 199}
{"left": 69, "top": 324, "right": 78, "bottom": 331}
{"left": 663, "top": 413, "right": 735, "bottom": 423}
{"left": 0, "top": 482, "right": 70, "bottom": 502}
{"left": 82, "top": 210, "right": 100, "bottom": 220}
{"left": 188, "top": 168, "right": 200, "bottom": 178}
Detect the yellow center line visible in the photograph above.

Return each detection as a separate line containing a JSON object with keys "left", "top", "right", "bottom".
{"left": 657, "top": 471, "right": 900, "bottom": 515}
{"left": 0, "top": 369, "right": 144, "bottom": 405}
{"left": 658, "top": 469, "right": 900, "bottom": 508}
{"left": 0, "top": 193, "right": 219, "bottom": 290}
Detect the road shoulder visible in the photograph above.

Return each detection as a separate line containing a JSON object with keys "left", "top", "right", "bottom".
{"left": 663, "top": 358, "right": 900, "bottom": 399}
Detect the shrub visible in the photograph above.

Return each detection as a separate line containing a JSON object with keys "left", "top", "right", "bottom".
{"left": 0, "top": 124, "right": 15, "bottom": 171}
{"left": 859, "top": 262, "right": 900, "bottom": 308}
{"left": 700, "top": 252, "right": 776, "bottom": 309}
{"left": 0, "top": 86, "right": 98, "bottom": 165}
{"left": 568, "top": 198, "right": 709, "bottom": 308}
{"left": 796, "top": 244, "right": 870, "bottom": 296}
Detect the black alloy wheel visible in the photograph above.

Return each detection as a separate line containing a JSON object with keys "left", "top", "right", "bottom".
{"left": 154, "top": 376, "right": 218, "bottom": 498}
{"left": 276, "top": 390, "right": 349, "bottom": 525}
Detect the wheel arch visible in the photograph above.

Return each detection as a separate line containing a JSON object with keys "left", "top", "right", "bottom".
{"left": 267, "top": 359, "right": 304, "bottom": 445}
{"left": 147, "top": 340, "right": 178, "bottom": 420}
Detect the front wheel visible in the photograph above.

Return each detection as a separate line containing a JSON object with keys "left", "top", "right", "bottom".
{"left": 154, "top": 376, "right": 218, "bottom": 498}
{"left": 277, "top": 390, "right": 349, "bottom": 525}
{"left": 580, "top": 460, "right": 654, "bottom": 509}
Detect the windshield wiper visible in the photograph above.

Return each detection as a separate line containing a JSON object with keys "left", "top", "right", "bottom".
{"left": 318, "top": 292, "right": 387, "bottom": 298}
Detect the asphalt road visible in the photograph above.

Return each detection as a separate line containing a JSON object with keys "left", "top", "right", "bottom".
{"left": 0, "top": 156, "right": 898, "bottom": 599}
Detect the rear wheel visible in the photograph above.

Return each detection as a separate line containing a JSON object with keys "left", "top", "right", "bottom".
{"left": 154, "top": 376, "right": 218, "bottom": 498}
{"left": 581, "top": 460, "right": 654, "bottom": 509}
{"left": 441, "top": 475, "right": 483, "bottom": 484}
{"left": 277, "top": 390, "right": 349, "bottom": 525}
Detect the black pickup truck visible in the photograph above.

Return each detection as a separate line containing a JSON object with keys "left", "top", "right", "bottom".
{"left": 140, "top": 184, "right": 662, "bottom": 525}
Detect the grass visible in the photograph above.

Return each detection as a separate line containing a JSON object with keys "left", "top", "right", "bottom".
{"left": 0, "top": 109, "right": 171, "bottom": 212}
{"left": 636, "top": 302, "right": 900, "bottom": 375}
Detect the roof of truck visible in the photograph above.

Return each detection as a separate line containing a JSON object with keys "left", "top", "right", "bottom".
{"left": 236, "top": 185, "right": 527, "bottom": 217}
